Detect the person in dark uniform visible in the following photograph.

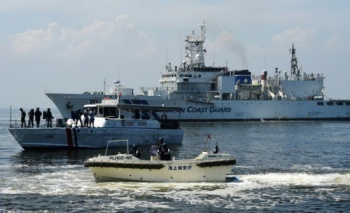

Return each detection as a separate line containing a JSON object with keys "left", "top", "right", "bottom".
{"left": 75, "top": 109, "right": 83, "bottom": 127}
{"left": 158, "top": 137, "right": 171, "bottom": 160}
{"left": 129, "top": 144, "right": 141, "bottom": 158}
{"left": 132, "top": 110, "right": 140, "bottom": 119}
{"left": 213, "top": 142, "right": 219, "bottom": 154}
{"left": 28, "top": 109, "right": 34, "bottom": 127}
{"left": 158, "top": 137, "right": 165, "bottom": 160}
{"left": 20, "top": 108, "right": 26, "bottom": 128}
{"left": 71, "top": 110, "right": 76, "bottom": 124}
{"left": 158, "top": 137, "right": 164, "bottom": 152}
{"left": 34, "top": 107, "right": 42, "bottom": 128}
{"left": 89, "top": 110, "right": 95, "bottom": 127}
{"left": 46, "top": 108, "right": 54, "bottom": 127}
{"left": 162, "top": 143, "right": 171, "bottom": 160}
{"left": 83, "top": 110, "right": 89, "bottom": 127}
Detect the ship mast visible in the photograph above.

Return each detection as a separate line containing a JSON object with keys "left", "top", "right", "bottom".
{"left": 184, "top": 21, "right": 206, "bottom": 70}
{"left": 290, "top": 44, "right": 299, "bottom": 79}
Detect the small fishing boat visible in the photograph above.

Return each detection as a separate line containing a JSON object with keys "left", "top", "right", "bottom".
{"left": 84, "top": 137, "right": 236, "bottom": 182}
{"left": 9, "top": 99, "right": 183, "bottom": 150}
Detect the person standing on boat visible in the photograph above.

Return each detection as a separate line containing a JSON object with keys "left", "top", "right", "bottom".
{"left": 89, "top": 110, "right": 95, "bottom": 127}
{"left": 20, "top": 108, "right": 26, "bottom": 128}
{"left": 34, "top": 107, "right": 42, "bottom": 128}
{"left": 132, "top": 110, "right": 140, "bottom": 119}
{"left": 213, "top": 142, "right": 219, "bottom": 154}
{"left": 46, "top": 108, "right": 54, "bottom": 127}
{"left": 28, "top": 109, "right": 34, "bottom": 127}
{"left": 130, "top": 144, "right": 141, "bottom": 158}
{"left": 158, "top": 137, "right": 164, "bottom": 151}
{"left": 83, "top": 110, "right": 89, "bottom": 127}
{"left": 158, "top": 137, "right": 170, "bottom": 160}
{"left": 75, "top": 109, "right": 83, "bottom": 127}
{"left": 71, "top": 110, "right": 76, "bottom": 124}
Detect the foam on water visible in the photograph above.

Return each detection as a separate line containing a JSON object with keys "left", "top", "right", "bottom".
{"left": 0, "top": 172, "right": 349, "bottom": 211}
{"left": 2, "top": 117, "right": 350, "bottom": 211}
{"left": 2, "top": 162, "right": 350, "bottom": 211}
{"left": 242, "top": 172, "right": 350, "bottom": 188}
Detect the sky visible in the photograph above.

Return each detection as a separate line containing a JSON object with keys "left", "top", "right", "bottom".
{"left": 1, "top": 0, "right": 350, "bottom": 109}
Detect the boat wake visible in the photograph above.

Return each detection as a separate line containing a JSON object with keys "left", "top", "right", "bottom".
{"left": 239, "top": 172, "right": 350, "bottom": 188}
{"left": 1, "top": 164, "right": 349, "bottom": 211}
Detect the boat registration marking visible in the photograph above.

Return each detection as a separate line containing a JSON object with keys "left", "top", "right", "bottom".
{"left": 168, "top": 165, "right": 192, "bottom": 171}
{"left": 109, "top": 156, "right": 132, "bottom": 160}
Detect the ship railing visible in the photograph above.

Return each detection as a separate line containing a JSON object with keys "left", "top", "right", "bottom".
{"left": 140, "top": 86, "right": 176, "bottom": 92}
{"left": 9, "top": 118, "right": 65, "bottom": 129}
{"left": 251, "top": 73, "right": 324, "bottom": 81}
{"left": 7, "top": 106, "right": 67, "bottom": 129}
{"left": 183, "top": 96, "right": 214, "bottom": 104}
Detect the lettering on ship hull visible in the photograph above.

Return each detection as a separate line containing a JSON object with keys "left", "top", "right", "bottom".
{"left": 184, "top": 106, "right": 231, "bottom": 114}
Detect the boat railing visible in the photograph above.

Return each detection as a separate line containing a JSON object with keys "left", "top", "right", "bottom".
{"left": 251, "top": 73, "right": 324, "bottom": 82}
{"left": 204, "top": 135, "right": 220, "bottom": 154}
{"left": 9, "top": 119, "right": 19, "bottom": 128}
{"left": 140, "top": 86, "right": 176, "bottom": 92}
{"left": 9, "top": 119, "right": 65, "bottom": 128}
{"left": 105, "top": 139, "right": 129, "bottom": 156}
{"left": 9, "top": 118, "right": 65, "bottom": 129}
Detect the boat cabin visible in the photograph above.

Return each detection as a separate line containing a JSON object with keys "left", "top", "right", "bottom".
{"left": 83, "top": 99, "right": 181, "bottom": 129}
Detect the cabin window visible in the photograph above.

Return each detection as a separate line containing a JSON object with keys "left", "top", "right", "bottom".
{"left": 326, "top": 102, "right": 334, "bottom": 106}
{"left": 346, "top": 102, "right": 350, "bottom": 106}
{"left": 336, "top": 102, "right": 343, "bottom": 106}
{"left": 317, "top": 102, "right": 324, "bottom": 106}
{"left": 103, "top": 107, "right": 118, "bottom": 117}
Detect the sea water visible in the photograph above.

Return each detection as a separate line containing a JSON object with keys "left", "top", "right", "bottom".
{"left": 0, "top": 108, "right": 349, "bottom": 212}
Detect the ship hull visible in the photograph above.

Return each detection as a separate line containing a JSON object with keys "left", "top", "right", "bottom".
{"left": 88, "top": 162, "right": 233, "bottom": 182}
{"left": 46, "top": 93, "right": 350, "bottom": 121}
{"left": 8, "top": 127, "right": 184, "bottom": 150}
{"left": 84, "top": 152, "right": 236, "bottom": 182}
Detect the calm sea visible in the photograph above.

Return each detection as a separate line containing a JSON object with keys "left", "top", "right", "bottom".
{"left": 0, "top": 107, "right": 349, "bottom": 212}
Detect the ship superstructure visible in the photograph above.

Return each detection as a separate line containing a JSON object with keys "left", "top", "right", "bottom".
{"left": 141, "top": 22, "right": 324, "bottom": 103}
{"left": 46, "top": 22, "right": 350, "bottom": 121}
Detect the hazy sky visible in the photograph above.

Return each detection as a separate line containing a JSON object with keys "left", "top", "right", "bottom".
{"left": 1, "top": 0, "right": 349, "bottom": 109}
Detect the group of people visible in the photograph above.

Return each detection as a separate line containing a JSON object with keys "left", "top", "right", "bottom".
{"left": 129, "top": 137, "right": 220, "bottom": 160}
{"left": 129, "top": 137, "right": 172, "bottom": 160}
{"left": 19, "top": 107, "right": 54, "bottom": 128}
{"left": 71, "top": 109, "right": 95, "bottom": 127}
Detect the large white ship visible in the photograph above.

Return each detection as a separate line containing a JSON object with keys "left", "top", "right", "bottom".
{"left": 46, "top": 22, "right": 350, "bottom": 121}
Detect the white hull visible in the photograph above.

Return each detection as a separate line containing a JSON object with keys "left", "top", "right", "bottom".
{"left": 85, "top": 152, "right": 236, "bottom": 182}
{"left": 46, "top": 93, "right": 350, "bottom": 121}
{"left": 8, "top": 127, "right": 183, "bottom": 150}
